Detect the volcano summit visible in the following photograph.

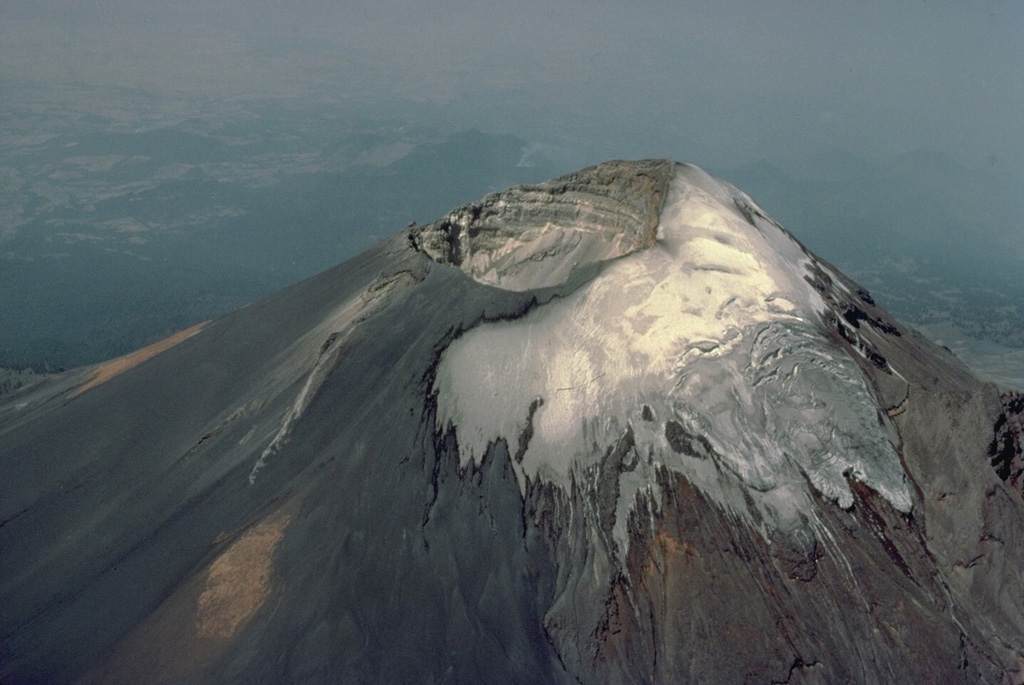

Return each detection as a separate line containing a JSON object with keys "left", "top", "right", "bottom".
{"left": 2, "top": 160, "right": 1023, "bottom": 683}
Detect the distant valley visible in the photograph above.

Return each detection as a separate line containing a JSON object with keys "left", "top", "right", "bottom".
{"left": 2, "top": 82, "right": 1022, "bottom": 390}
{"left": 0, "top": 83, "right": 556, "bottom": 369}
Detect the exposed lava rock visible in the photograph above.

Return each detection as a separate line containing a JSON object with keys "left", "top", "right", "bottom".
{"left": 990, "top": 392, "right": 1024, "bottom": 500}
{"left": 409, "top": 159, "right": 673, "bottom": 290}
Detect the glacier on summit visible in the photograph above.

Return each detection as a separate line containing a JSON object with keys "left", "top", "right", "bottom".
{"left": 435, "top": 163, "right": 912, "bottom": 550}
{"left": 5, "top": 157, "right": 1024, "bottom": 684}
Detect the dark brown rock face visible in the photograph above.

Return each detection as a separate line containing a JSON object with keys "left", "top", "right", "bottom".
{"left": 991, "top": 392, "right": 1024, "bottom": 500}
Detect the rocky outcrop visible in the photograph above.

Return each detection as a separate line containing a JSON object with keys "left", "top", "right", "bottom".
{"left": 991, "top": 392, "right": 1024, "bottom": 501}
{"left": 409, "top": 159, "right": 673, "bottom": 290}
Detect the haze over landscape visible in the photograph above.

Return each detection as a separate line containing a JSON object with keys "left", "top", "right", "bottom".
{"left": 4, "top": 4, "right": 1024, "bottom": 679}
{"left": 1, "top": 0, "right": 1022, "bottom": 384}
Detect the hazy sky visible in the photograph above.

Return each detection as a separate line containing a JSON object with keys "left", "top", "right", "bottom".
{"left": 3, "top": 0, "right": 1022, "bottom": 173}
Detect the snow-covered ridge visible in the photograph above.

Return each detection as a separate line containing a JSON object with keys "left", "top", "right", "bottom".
{"left": 435, "top": 162, "right": 912, "bottom": 549}
{"left": 409, "top": 159, "right": 674, "bottom": 291}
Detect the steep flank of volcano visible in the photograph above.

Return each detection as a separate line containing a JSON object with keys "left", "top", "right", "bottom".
{"left": 1, "top": 160, "right": 1022, "bottom": 684}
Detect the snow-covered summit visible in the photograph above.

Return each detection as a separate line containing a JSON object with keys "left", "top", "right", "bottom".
{"left": 5, "top": 158, "right": 1023, "bottom": 683}
{"left": 431, "top": 161, "right": 912, "bottom": 549}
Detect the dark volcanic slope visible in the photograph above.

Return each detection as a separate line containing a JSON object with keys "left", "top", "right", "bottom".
{"left": 2, "top": 160, "right": 1024, "bottom": 684}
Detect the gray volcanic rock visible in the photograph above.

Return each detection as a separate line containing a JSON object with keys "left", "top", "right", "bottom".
{"left": 410, "top": 158, "right": 672, "bottom": 290}
{"left": 1, "top": 160, "right": 1023, "bottom": 684}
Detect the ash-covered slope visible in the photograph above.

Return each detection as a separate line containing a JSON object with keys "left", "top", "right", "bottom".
{"left": 2, "top": 160, "right": 1023, "bottom": 684}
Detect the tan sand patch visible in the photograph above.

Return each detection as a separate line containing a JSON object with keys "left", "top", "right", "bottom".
{"left": 70, "top": 321, "right": 209, "bottom": 399}
{"left": 195, "top": 502, "right": 294, "bottom": 639}
{"left": 79, "top": 498, "right": 298, "bottom": 684}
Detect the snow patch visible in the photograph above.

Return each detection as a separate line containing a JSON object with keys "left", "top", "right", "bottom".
{"left": 435, "top": 164, "right": 912, "bottom": 551}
